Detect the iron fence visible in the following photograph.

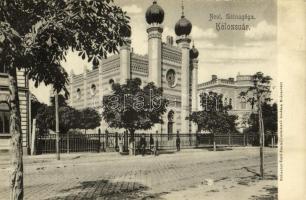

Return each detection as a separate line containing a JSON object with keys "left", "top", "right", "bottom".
{"left": 34, "top": 132, "right": 277, "bottom": 155}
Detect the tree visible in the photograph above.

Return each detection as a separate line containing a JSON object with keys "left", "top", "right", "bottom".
{"left": 189, "top": 91, "right": 238, "bottom": 151}
{"left": 1, "top": 1, "right": 130, "bottom": 199}
{"left": 246, "top": 102, "right": 277, "bottom": 146}
{"left": 102, "top": 78, "right": 168, "bottom": 144}
{"left": 79, "top": 108, "right": 101, "bottom": 134}
{"left": 31, "top": 94, "right": 47, "bottom": 121}
{"left": 240, "top": 72, "right": 272, "bottom": 179}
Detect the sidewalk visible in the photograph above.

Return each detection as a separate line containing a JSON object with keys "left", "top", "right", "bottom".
{"left": 0, "top": 147, "right": 277, "bottom": 200}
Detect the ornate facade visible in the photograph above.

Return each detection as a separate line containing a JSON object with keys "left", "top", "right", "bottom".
{"left": 67, "top": 1, "right": 199, "bottom": 135}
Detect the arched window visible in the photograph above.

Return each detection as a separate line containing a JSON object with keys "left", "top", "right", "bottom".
{"left": 166, "top": 69, "right": 176, "bottom": 88}
{"left": 241, "top": 97, "right": 247, "bottom": 109}
{"left": 167, "top": 110, "right": 174, "bottom": 140}
{"left": 76, "top": 88, "right": 81, "bottom": 99}
{"left": 109, "top": 79, "right": 114, "bottom": 85}
{"left": 90, "top": 84, "right": 96, "bottom": 96}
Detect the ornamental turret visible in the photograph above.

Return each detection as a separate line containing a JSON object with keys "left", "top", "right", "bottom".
{"left": 176, "top": 0, "right": 192, "bottom": 133}
{"left": 146, "top": 0, "right": 164, "bottom": 87}
{"left": 190, "top": 42, "right": 199, "bottom": 133}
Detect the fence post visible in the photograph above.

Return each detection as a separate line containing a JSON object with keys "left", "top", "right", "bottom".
{"left": 98, "top": 128, "right": 101, "bottom": 153}
{"left": 105, "top": 130, "right": 109, "bottom": 149}
{"left": 115, "top": 132, "right": 118, "bottom": 151}
{"left": 228, "top": 133, "right": 231, "bottom": 146}
{"left": 67, "top": 131, "right": 70, "bottom": 154}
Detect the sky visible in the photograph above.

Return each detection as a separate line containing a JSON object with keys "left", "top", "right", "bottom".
{"left": 31, "top": 0, "right": 277, "bottom": 104}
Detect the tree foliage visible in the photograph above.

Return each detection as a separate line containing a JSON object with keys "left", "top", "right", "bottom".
{"left": 0, "top": 0, "right": 131, "bottom": 93}
{"left": 246, "top": 102, "right": 277, "bottom": 134}
{"left": 79, "top": 107, "right": 101, "bottom": 133}
{"left": 189, "top": 91, "right": 238, "bottom": 134}
{"left": 102, "top": 78, "right": 169, "bottom": 139}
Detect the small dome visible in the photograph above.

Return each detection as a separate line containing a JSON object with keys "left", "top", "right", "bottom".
{"left": 190, "top": 45, "right": 199, "bottom": 59}
{"left": 175, "top": 16, "right": 192, "bottom": 36}
{"left": 145, "top": 1, "right": 165, "bottom": 24}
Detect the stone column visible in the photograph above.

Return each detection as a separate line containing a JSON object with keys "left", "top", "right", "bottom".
{"left": 147, "top": 24, "right": 163, "bottom": 133}
{"left": 120, "top": 38, "right": 131, "bottom": 84}
{"left": 177, "top": 36, "right": 191, "bottom": 134}
{"left": 147, "top": 24, "right": 163, "bottom": 86}
{"left": 191, "top": 59, "right": 198, "bottom": 133}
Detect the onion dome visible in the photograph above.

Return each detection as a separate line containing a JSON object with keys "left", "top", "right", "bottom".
{"left": 175, "top": 16, "right": 192, "bottom": 36}
{"left": 145, "top": 0, "right": 165, "bottom": 24}
{"left": 190, "top": 43, "right": 199, "bottom": 59}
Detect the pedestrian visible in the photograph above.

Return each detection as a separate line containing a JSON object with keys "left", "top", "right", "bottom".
{"left": 176, "top": 131, "right": 180, "bottom": 151}
{"left": 149, "top": 134, "right": 154, "bottom": 155}
{"left": 140, "top": 134, "right": 146, "bottom": 156}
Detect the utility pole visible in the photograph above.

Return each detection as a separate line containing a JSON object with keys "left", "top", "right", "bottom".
{"left": 55, "top": 91, "right": 60, "bottom": 160}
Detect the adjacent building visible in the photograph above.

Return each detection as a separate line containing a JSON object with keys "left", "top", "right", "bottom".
{"left": 198, "top": 74, "right": 255, "bottom": 132}
{"left": 0, "top": 66, "right": 30, "bottom": 153}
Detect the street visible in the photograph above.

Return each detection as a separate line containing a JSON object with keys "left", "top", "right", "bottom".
{"left": 0, "top": 147, "right": 277, "bottom": 200}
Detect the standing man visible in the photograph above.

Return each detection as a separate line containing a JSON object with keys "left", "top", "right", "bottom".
{"left": 140, "top": 134, "right": 146, "bottom": 156}
{"left": 176, "top": 131, "right": 181, "bottom": 151}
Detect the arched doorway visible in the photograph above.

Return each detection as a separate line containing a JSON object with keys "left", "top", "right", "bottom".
{"left": 167, "top": 110, "right": 174, "bottom": 140}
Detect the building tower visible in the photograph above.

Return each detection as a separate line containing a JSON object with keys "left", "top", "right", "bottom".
{"left": 190, "top": 42, "right": 199, "bottom": 133}
{"left": 146, "top": 0, "right": 164, "bottom": 86}
{"left": 146, "top": 0, "right": 164, "bottom": 133}
{"left": 119, "top": 25, "right": 132, "bottom": 84}
{"left": 175, "top": 1, "right": 192, "bottom": 133}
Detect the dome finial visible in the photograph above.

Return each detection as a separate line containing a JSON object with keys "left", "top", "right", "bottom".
{"left": 146, "top": 0, "right": 165, "bottom": 24}
{"left": 181, "top": 0, "right": 185, "bottom": 17}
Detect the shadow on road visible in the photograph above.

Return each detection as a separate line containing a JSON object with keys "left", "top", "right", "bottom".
{"left": 46, "top": 179, "right": 168, "bottom": 200}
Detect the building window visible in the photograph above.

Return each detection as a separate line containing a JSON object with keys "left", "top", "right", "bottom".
{"left": 76, "top": 88, "right": 81, "bottom": 99}
{"left": 0, "top": 103, "right": 10, "bottom": 134}
{"left": 0, "top": 65, "right": 6, "bottom": 74}
{"left": 224, "top": 98, "right": 228, "bottom": 106}
{"left": 166, "top": 69, "right": 176, "bottom": 88}
{"left": 229, "top": 98, "right": 232, "bottom": 106}
{"left": 241, "top": 97, "right": 247, "bottom": 109}
{"left": 90, "top": 84, "right": 96, "bottom": 96}
{"left": 109, "top": 79, "right": 114, "bottom": 85}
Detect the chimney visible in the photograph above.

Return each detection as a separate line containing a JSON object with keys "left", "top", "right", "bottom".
{"left": 212, "top": 75, "right": 217, "bottom": 80}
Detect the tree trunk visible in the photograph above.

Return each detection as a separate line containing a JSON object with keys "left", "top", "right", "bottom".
{"left": 258, "top": 96, "right": 264, "bottom": 179}
{"left": 55, "top": 92, "right": 60, "bottom": 160}
{"left": 9, "top": 68, "right": 24, "bottom": 200}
